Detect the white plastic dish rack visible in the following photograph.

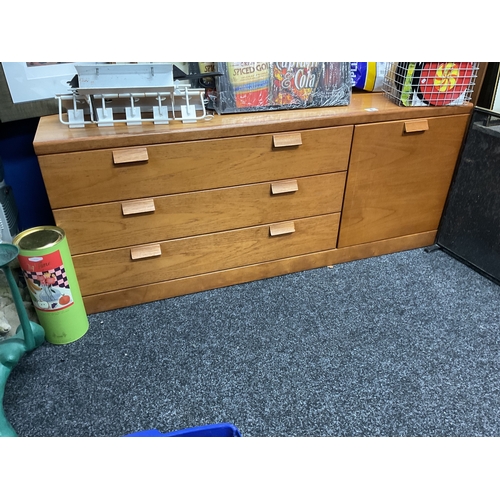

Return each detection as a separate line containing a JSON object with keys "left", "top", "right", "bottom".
{"left": 55, "top": 63, "right": 212, "bottom": 128}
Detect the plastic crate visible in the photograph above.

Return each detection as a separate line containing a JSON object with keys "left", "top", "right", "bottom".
{"left": 125, "top": 422, "right": 242, "bottom": 437}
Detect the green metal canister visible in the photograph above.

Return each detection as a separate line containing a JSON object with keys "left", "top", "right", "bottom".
{"left": 13, "top": 226, "right": 89, "bottom": 345}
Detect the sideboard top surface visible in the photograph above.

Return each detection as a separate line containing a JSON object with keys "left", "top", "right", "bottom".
{"left": 34, "top": 92, "right": 473, "bottom": 155}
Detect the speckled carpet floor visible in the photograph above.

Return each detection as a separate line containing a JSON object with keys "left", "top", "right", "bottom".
{"left": 3, "top": 247, "right": 500, "bottom": 437}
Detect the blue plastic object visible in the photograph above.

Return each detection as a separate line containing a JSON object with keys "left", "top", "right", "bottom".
{"left": 126, "top": 422, "right": 242, "bottom": 437}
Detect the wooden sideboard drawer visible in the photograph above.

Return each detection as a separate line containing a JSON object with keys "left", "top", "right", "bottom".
{"left": 56, "top": 172, "right": 347, "bottom": 254}
{"left": 73, "top": 213, "right": 341, "bottom": 295}
{"left": 38, "top": 126, "right": 353, "bottom": 209}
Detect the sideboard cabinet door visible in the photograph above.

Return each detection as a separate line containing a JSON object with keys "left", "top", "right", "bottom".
{"left": 338, "top": 114, "right": 470, "bottom": 248}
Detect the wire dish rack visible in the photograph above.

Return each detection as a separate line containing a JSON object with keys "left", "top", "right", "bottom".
{"left": 55, "top": 63, "right": 212, "bottom": 128}
{"left": 382, "top": 62, "right": 479, "bottom": 107}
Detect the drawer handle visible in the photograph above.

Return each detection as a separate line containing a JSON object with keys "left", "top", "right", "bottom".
{"left": 122, "top": 199, "right": 156, "bottom": 216}
{"left": 271, "top": 179, "right": 299, "bottom": 195}
{"left": 404, "top": 120, "right": 429, "bottom": 133}
{"left": 130, "top": 243, "right": 162, "bottom": 260}
{"left": 269, "top": 221, "right": 295, "bottom": 236}
{"left": 273, "top": 133, "right": 302, "bottom": 148}
{"left": 113, "top": 147, "right": 149, "bottom": 164}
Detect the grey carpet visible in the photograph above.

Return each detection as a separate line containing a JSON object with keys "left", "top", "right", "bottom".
{"left": 3, "top": 247, "right": 500, "bottom": 437}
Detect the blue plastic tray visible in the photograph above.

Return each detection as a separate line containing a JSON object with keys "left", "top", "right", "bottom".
{"left": 126, "top": 422, "right": 241, "bottom": 437}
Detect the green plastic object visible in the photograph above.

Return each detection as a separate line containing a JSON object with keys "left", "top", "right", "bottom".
{"left": 0, "top": 243, "right": 45, "bottom": 437}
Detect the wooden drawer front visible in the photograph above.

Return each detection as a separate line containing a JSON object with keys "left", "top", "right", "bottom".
{"left": 38, "top": 126, "right": 353, "bottom": 208}
{"left": 338, "top": 114, "right": 470, "bottom": 248}
{"left": 56, "top": 172, "right": 346, "bottom": 254}
{"left": 74, "top": 213, "right": 340, "bottom": 296}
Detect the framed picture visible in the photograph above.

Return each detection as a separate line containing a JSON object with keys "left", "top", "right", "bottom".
{"left": 1, "top": 62, "right": 90, "bottom": 104}
{"left": 0, "top": 62, "right": 107, "bottom": 122}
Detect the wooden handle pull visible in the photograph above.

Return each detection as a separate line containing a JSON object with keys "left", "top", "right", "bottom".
{"left": 271, "top": 179, "right": 299, "bottom": 195}
{"left": 113, "top": 147, "right": 149, "bottom": 164}
{"left": 130, "top": 243, "right": 162, "bottom": 260}
{"left": 404, "top": 120, "right": 429, "bottom": 133}
{"left": 273, "top": 133, "right": 302, "bottom": 148}
{"left": 122, "top": 199, "right": 156, "bottom": 216}
{"left": 269, "top": 221, "right": 295, "bottom": 236}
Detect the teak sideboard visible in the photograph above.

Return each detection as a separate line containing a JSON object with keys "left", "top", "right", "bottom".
{"left": 33, "top": 93, "right": 472, "bottom": 314}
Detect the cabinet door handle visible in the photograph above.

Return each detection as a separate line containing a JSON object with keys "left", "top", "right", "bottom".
{"left": 122, "top": 199, "right": 156, "bottom": 216}
{"left": 404, "top": 120, "right": 429, "bottom": 133}
{"left": 273, "top": 133, "right": 302, "bottom": 148}
{"left": 271, "top": 179, "right": 299, "bottom": 195}
{"left": 113, "top": 147, "right": 149, "bottom": 164}
{"left": 269, "top": 221, "right": 295, "bottom": 236}
{"left": 130, "top": 243, "right": 162, "bottom": 260}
